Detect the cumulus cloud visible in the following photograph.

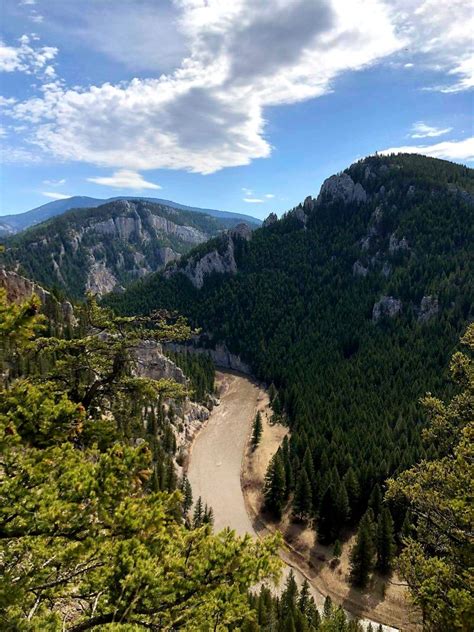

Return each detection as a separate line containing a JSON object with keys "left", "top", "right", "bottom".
{"left": 6, "top": 0, "right": 474, "bottom": 174}
{"left": 410, "top": 122, "right": 453, "bottom": 138}
{"left": 380, "top": 137, "right": 474, "bottom": 162}
{"left": 9, "top": 0, "right": 402, "bottom": 173}
{"left": 0, "top": 35, "right": 57, "bottom": 75}
{"left": 42, "top": 191, "right": 71, "bottom": 200}
{"left": 87, "top": 169, "right": 162, "bottom": 190}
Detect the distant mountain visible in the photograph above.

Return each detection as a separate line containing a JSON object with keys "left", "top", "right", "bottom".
{"left": 0, "top": 196, "right": 261, "bottom": 235}
{"left": 1, "top": 198, "right": 255, "bottom": 298}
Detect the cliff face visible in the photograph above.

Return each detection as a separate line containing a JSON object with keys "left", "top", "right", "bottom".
{"left": 0, "top": 268, "right": 76, "bottom": 327}
{"left": 2, "top": 200, "right": 248, "bottom": 298}
{"left": 164, "top": 224, "right": 252, "bottom": 289}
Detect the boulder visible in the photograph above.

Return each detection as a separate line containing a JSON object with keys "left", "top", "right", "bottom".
{"left": 418, "top": 295, "right": 439, "bottom": 323}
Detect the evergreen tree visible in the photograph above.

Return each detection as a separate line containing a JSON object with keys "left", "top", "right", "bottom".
{"left": 180, "top": 475, "right": 193, "bottom": 514}
{"left": 368, "top": 483, "right": 383, "bottom": 517}
{"left": 281, "top": 570, "right": 298, "bottom": 618}
{"left": 193, "top": 496, "right": 204, "bottom": 527}
{"left": 323, "top": 595, "right": 333, "bottom": 618}
{"left": 333, "top": 540, "right": 342, "bottom": 558}
{"left": 293, "top": 468, "right": 313, "bottom": 521}
{"left": 264, "top": 451, "right": 286, "bottom": 518}
{"left": 251, "top": 411, "right": 263, "bottom": 450}
{"left": 376, "top": 506, "right": 395, "bottom": 573}
{"left": 350, "top": 512, "right": 376, "bottom": 587}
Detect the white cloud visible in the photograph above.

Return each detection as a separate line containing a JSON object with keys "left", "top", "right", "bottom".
{"left": 380, "top": 137, "right": 474, "bottom": 162}
{"left": 6, "top": 1, "right": 474, "bottom": 174}
{"left": 265, "top": 193, "right": 275, "bottom": 199}
{"left": 20, "top": 1, "right": 37, "bottom": 5}
{"left": 243, "top": 197, "right": 264, "bottom": 203}
{"left": 87, "top": 169, "right": 162, "bottom": 190}
{"left": 43, "top": 178, "right": 66, "bottom": 186}
{"left": 242, "top": 187, "right": 253, "bottom": 195}
{"left": 9, "top": 0, "right": 402, "bottom": 173}
{"left": 29, "top": 12, "right": 44, "bottom": 24}
{"left": 410, "top": 122, "right": 453, "bottom": 138}
{"left": 0, "top": 35, "right": 57, "bottom": 75}
{"left": 42, "top": 191, "right": 71, "bottom": 200}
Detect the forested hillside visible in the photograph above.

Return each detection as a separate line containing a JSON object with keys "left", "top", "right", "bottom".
{"left": 0, "top": 199, "right": 252, "bottom": 299}
{"left": 106, "top": 154, "right": 474, "bottom": 550}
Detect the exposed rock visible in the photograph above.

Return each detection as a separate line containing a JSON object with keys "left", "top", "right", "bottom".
{"left": 360, "top": 236, "right": 371, "bottom": 251}
{"left": 303, "top": 196, "right": 315, "bottom": 212}
{"left": 317, "top": 173, "right": 367, "bottom": 206}
{"left": 0, "top": 268, "right": 76, "bottom": 327}
{"left": 389, "top": 233, "right": 410, "bottom": 254}
{"left": 230, "top": 222, "right": 252, "bottom": 241}
{"left": 372, "top": 296, "right": 402, "bottom": 322}
{"left": 418, "top": 295, "right": 439, "bottom": 323}
{"left": 85, "top": 261, "right": 119, "bottom": 296}
{"left": 263, "top": 212, "right": 278, "bottom": 227}
{"left": 132, "top": 340, "right": 187, "bottom": 384}
{"left": 407, "top": 185, "right": 416, "bottom": 196}
{"left": 291, "top": 206, "right": 308, "bottom": 224}
{"left": 353, "top": 260, "right": 368, "bottom": 277}
{"left": 165, "top": 234, "right": 238, "bottom": 290}
{"left": 166, "top": 341, "right": 252, "bottom": 375}
{"left": 381, "top": 262, "right": 392, "bottom": 277}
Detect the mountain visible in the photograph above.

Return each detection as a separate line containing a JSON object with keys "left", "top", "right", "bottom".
{"left": 106, "top": 153, "right": 474, "bottom": 539}
{"left": 0, "top": 195, "right": 261, "bottom": 235}
{"left": 0, "top": 198, "right": 256, "bottom": 298}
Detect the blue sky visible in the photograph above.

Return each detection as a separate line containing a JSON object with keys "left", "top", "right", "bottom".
{"left": 1, "top": 0, "right": 473, "bottom": 219}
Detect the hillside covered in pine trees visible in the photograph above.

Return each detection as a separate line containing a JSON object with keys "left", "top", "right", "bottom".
{"left": 106, "top": 153, "right": 474, "bottom": 548}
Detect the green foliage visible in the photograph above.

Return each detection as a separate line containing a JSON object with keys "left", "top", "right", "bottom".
{"left": 350, "top": 511, "right": 376, "bottom": 587}
{"left": 167, "top": 349, "right": 215, "bottom": 403}
{"left": 108, "top": 154, "right": 474, "bottom": 544}
{"left": 0, "top": 290, "right": 283, "bottom": 630}
{"left": 376, "top": 506, "right": 396, "bottom": 574}
{"left": 264, "top": 451, "right": 287, "bottom": 519}
{"left": 387, "top": 324, "right": 474, "bottom": 630}
{"left": 252, "top": 411, "right": 263, "bottom": 449}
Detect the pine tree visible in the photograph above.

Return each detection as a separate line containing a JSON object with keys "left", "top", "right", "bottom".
{"left": 376, "top": 506, "right": 395, "bottom": 573}
{"left": 193, "top": 496, "right": 204, "bottom": 527}
{"left": 251, "top": 411, "right": 263, "bottom": 450}
{"left": 369, "top": 483, "right": 383, "bottom": 517}
{"left": 317, "top": 485, "right": 339, "bottom": 544}
{"left": 343, "top": 467, "right": 361, "bottom": 519}
{"left": 264, "top": 451, "right": 286, "bottom": 518}
{"left": 323, "top": 595, "right": 333, "bottom": 618}
{"left": 293, "top": 468, "right": 312, "bottom": 521}
{"left": 350, "top": 512, "right": 376, "bottom": 587}
{"left": 280, "top": 569, "right": 298, "bottom": 618}
{"left": 333, "top": 539, "right": 342, "bottom": 558}
{"left": 180, "top": 475, "right": 193, "bottom": 514}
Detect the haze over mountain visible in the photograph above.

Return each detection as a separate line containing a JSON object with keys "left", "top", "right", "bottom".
{"left": 0, "top": 196, "right": 261, "bottom": 236}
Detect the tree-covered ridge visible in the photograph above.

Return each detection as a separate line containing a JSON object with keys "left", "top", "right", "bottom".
{"left": 0, "top": 199, "right": 249, "bottom": 300}
{"left": 106, "top": 154, "right": 473, "bottom": 547}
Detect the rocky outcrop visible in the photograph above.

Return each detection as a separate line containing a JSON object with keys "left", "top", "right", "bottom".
{"left": 263, "top": 212, "right": 278, "bottom": 227}
{"left": 85, "top": 261, "right": 119, "bottom": 296}
{"left": 230, "top": 222, "right": 252, "bottom": 241}
{"left": 353, "top": 260, "right": 368, "bottom": 277}
{"left": 166, "top": 341, "right": 252, "bottom": 375}
{"left": 389, "top": 233, "right": 410, "bottom": 254}
{"left": 132, "top": 340, "right": 187, "bottom": 384}
{"left": 0, "top": 268, "right": 76, "bottom": 327}
{"left": 317, "top": 173, "right": 367, "bottom": 206}
{"left": 165, "top": 233, "right": 238, "bottom": 290}
{"left": 372, "top": 296, "right": 402, "bottom": 322}
{"left": 418, "top": 295, "right": 439, "bottom": 323}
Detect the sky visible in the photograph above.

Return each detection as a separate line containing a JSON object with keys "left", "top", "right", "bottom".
{"left": 0, "top": 0, "right": 473, "bottom": 219}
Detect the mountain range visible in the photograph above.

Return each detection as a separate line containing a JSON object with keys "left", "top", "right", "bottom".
{"left": 0, "top": 198, "right": 256, "bottom": 298}
{"left": 0, "top": 195, "right": 261, "bottom": 236}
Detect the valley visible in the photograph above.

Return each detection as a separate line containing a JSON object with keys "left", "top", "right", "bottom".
{"left": 188, "top": 370, "right": 410, "bottom": 631}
